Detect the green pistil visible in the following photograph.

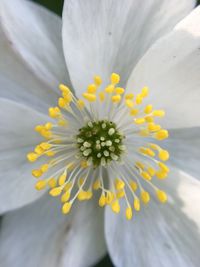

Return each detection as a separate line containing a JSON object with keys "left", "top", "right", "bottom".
{"left": 76, "top": 120, "right": 125, "bottom": 167}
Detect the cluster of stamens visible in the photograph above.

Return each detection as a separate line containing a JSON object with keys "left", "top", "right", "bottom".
{"left": 27, "top": 73, "right": 170, "bottom": 220}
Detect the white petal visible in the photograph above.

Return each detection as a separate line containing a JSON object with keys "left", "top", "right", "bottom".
{"left": 0, "top": 147, "right": 45, "bottom": 214}
{"left": 166, "top": 127, "right": 200, "bottom": 179}
{"left": 62, "top": 0, "right": 195, "bottom": 96}
{"left": 105, "top": 168, "right": 200, "bottom": 267}
{"left": 0, "top": 0, "right": 70, "bottom": 90}
{"left": 127, "top": 7, "right": 200, "bottom": 129}
{"left": 0, "top": 194, "right": 106, "bottom": 267}
{"left": 0, "top": 98, "right": 48, "bottom": 150}
{"left": 0, "top": 98, "right": 48, "bottom": 213}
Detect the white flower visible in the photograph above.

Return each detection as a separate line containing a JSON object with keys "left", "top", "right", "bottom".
{"left": 0, "top": 0, "right": 200, "bottom": 267}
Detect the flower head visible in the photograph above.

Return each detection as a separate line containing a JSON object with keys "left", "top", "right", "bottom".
{"left": 27, "top": 73, "right": 169, "bottom": 219}
{"left": 1, "top": 0, "right": 200, "bottom": 267}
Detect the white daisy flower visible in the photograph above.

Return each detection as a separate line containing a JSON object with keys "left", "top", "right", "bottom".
{"left": 0, "top": 0, "right": 200, "bottom": 267}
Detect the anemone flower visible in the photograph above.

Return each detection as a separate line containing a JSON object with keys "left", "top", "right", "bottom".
{"left": 0, "top": 0, "right": 200, "bottom": 267}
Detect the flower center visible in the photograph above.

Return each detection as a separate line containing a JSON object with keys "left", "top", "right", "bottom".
{"left": 76, "top": 120, "right": 124, "bottom": 167}
{"left": 27, "top": 73, "right": 170, "bottom": 220}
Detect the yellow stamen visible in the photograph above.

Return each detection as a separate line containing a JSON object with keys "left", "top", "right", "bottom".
{"left": 125, "top": 206, "right": 133, "bottom": 220}
{"left": 111, "top": 200, "right": 120, "bottom": 213}
{"left": 87, "top": 84, "right": 97, "bottom": 94}
{"left": 83, "top": 93, "right": 96, "bottom": 102}
{"left": 62, "top": 202, "right": 72, "bottom": 214}
{"left": 112, "top": 94, "right": 121, "bottom": 103}
{"left": 141, "top": 191, "right": 150, "bottom": 204}
{"left": 94, "top": 75, "right": 102, "bottom": 86}
{"left": 156, "top": 190, "right": 167, "bottom": 203}
{"left": 49, "top": 187, "right": 62, "bottom": 197}
{"left": 35, "top": 180, "right": 47, "bottom": 190}
{"left": 110, "top": 73, "right": 120, "bottom": 85}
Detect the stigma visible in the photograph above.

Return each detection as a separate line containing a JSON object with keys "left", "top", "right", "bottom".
{"left": 27, "top": 73, "right": 169, "bottom": 219}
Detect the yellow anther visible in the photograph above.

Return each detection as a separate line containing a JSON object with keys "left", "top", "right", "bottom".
{"left": 129, "top": 181, "right": 138, "bottom": 192}
{"left": 158, "top": 162, "right": 169, "bottom": 173}
{"left": 58, "top": 119, "right": 68, "bottom": 126}
{"left": 141, "top": 86, "right": 149, "bottom": 97}
{"left": 40, "top": 129, "right": 52, "bottom": 139}
{"left": 77, "top": 99, "right": 85, "bottom": 109}
{"left": 27, "top": 152, "right": 38, "bottom": 162}
{"left": 152, "top": 110, "right": 165, "bottom": 117}
{"left": 115, "top": 178, "right": 125, "bottom": 190}
{"left": 87, "top": 84, "right": 97, "bottom": 94}
{"left": 45, "top": 122, "right": 52, "bottom": 130}
{"left": 61, "top": 191, "right": 71, "bottom": 203}
{"left": 85, "top": 191, "right": 93, "bottom": 200}
{"left": 83, "top": 93, "right": 96, "bottom": 102}
{"left": 40, "top": 142, "right": 52, "bottom": 150}
{"left": 110, "top": 73, "right": 120, "bottom": 85}
{"left": 45, "top": 151, "right": 55, "bottom": 157}
{"left": 94, "top": 75, "right": 102, "bottom": 86}
{"left": 145, "top": 148, "right": 155, "bottom": 157}
{"left": 48, "top": 178, "right": 57, "bottom": 188}
{"left": 58, "top": 173, "right": 67, "bottom": 186}
{"left": 141, "top": 171, "right": 152, "bottom": 181}
{"left": 80, "top": 160, "right": 88, "bottom": 169}
{"left": 62, "top": 202, "right": 72, "bottom": 214}
{"left": 35, "top": 125, "right": 43, "bottom": 132}
{"left": 134, "top": 118, "right": 145, "bottom": 124}
{"left": 156, "top": 190, "right": 167, "bottom": 203}
{"left": 32, "top": 169, "right": 43, "bottom": 178}
{"left": 58, "top": 97, "right": 67, "bottom": 108}
{"left": 136, "top": 94, "right": 143, "bottom": 104}
{"left": 125, "top": 93, "right": 134, "bottom": 100}
{"left": 99, "top": 92, "right": 105, "bottom": 102}
{"left": 134, "top": 198, "right": 140, "bottom": 211}
{"left": 135, "top": 161, "right": 145, "bottom": 170}
{"left": 125, "top": 206, "right": 133, "bottom": 220}
{"left": 40, "top": 164, "right": 49, "bottom": 173}
{"left": 106, "top": 191, "right": 114, "bottom": 204}
{"left": 59, "top": 84, "right": 71, "bottom": 94}
{"left": 159, "top": 150, "right": 169, "bottom": 161}
{"left": 63, "top": 93, "right": 72, "bottom": 103}
{"left": 115, "top": 87, "right": 124, "bottom": 94}
{"left": 155, "top": 130, "right": 169, "bottom": 140}
{"left": 105, "top": 84, "right": 115, "bottom": 93}
{"left": 145, "top": 116, "right": 154, "bottom": 123}
{"left": 148, "top": 123, "right": 161, "bottom": 132}
{"left": 111, "top": 200, "right": 120, "bottom": 213}
{"left": 141, "top": 191, "right": 150, "bottom": 204}
{"left": 93, "top": 179, "right": 100, "bottom": 190}
{"left": 149, "top": 143, "right": 159, "bottom": 150}
{"left": 77, "top": 190, "right": 88, "bottom": 201}
{"left": 156, "top": 171, "right": 167, "bottom": 179}
{"left": 34, "top": 145, "right": 44, "bottom": 155}
{"left": 35, "top": 180, "right": 47, "bottom": 190}
{"left": 99, "top": 194, "right": 106, "bottom": 207}
{"left": 49, "top": 187, "right": 62, "bottom": 197}
{"left": 147, "top": 167, "right": 156, "bottom": 176}
{"left": 48, "top": 107, "right": 60, "bottom": 118}
{"left": 64, "top": 182, "right": 72, "bottom": 192}
{"left": 112, "top": 94, "right": 121, "bottom": 103}
{"left": 125, "top": 99, "right": 134, "bottom": 108}
{"left": 130, "top": 109, "right": 139, "bottom": 116}
{"left": 139, "top": 147, "right": 147, "bottom": 155}
{"left": 116, "top": 190, "right": 125, "bottom": 198}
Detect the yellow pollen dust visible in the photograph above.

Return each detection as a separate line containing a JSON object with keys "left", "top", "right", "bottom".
{"left": 27, "top": 73, "right": 170, "bottom": 220}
